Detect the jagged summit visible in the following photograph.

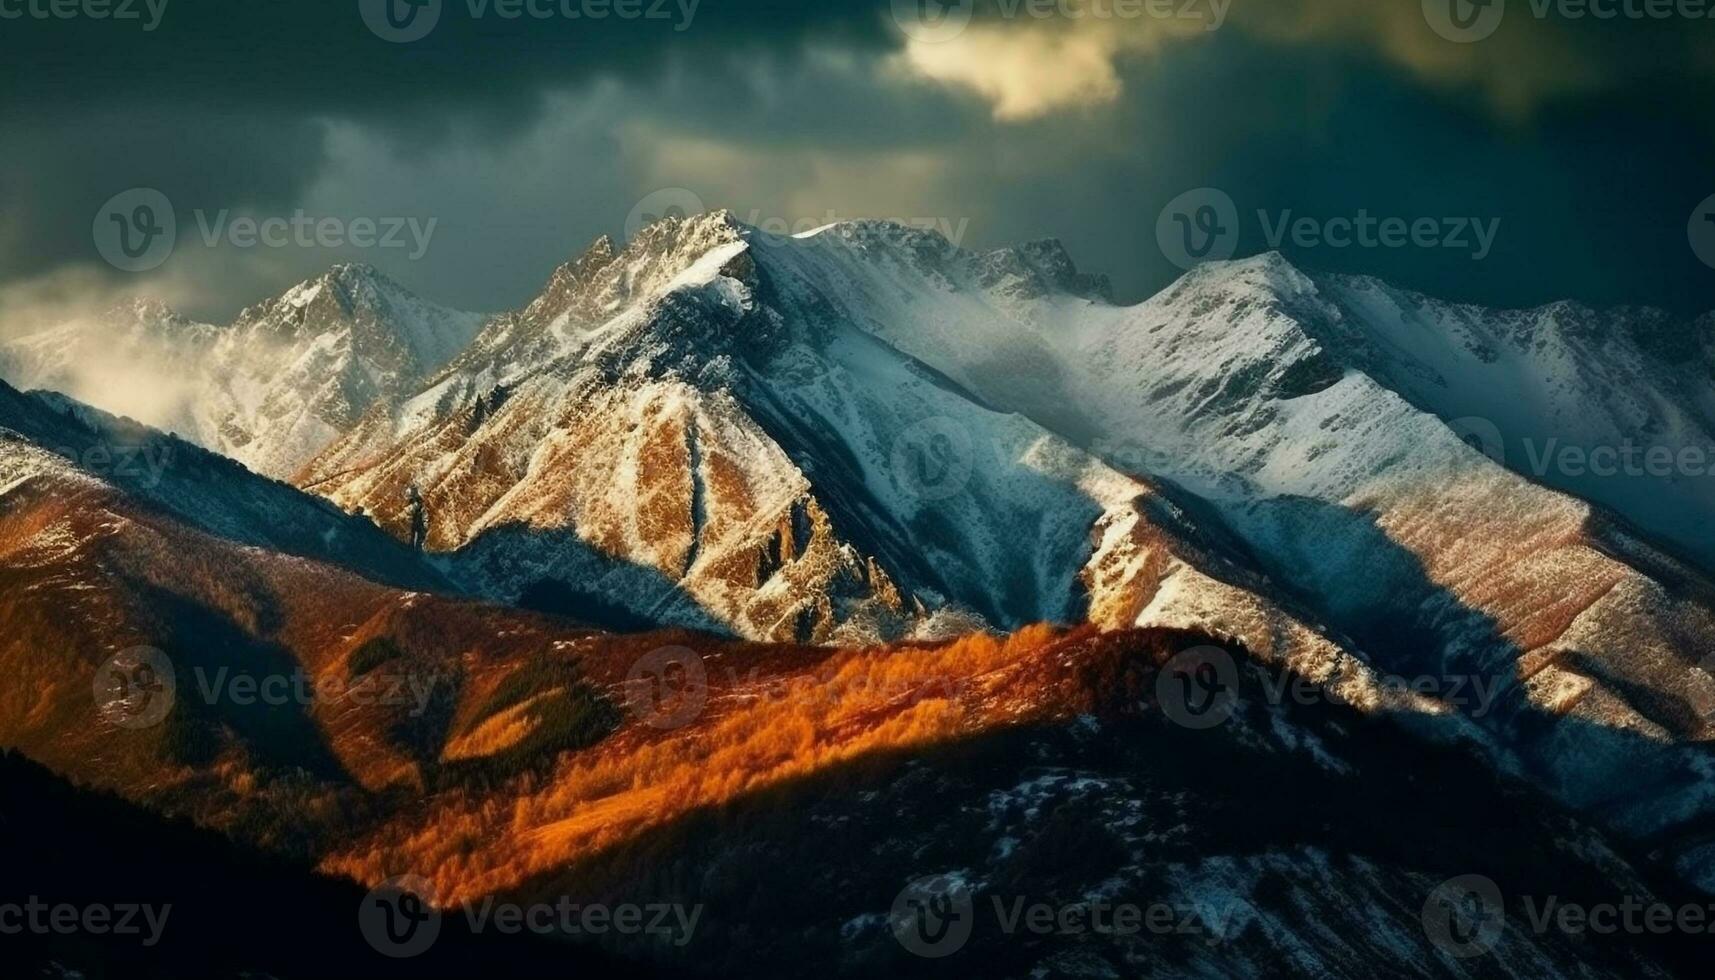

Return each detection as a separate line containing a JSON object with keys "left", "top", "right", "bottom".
{"left": 972, "top": 237, "right": 1112, "bottom": 302}
{"left": 238, "top": 262, "right": 480, "bottom": 360}
{"left": 783, "top": 216, "right": 953, "bottom": 251}
{"left": 757, "top": 215, "right": 1110, "bottom": 303}
{"left": 522, "top": 212, "right": 748, "bottom": 333}
{"left": 545, "top": 233, "right": 619, "bottom": 286}
{"left": 634, "top": 206, "right": 748, "bottom": 243}
{"left": 110, "top": 295, "right": 193, "bottom": 325}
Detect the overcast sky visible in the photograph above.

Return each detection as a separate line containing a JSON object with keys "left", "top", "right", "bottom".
{"left": 3, "top": 0, "right": 1714, "bottom": 328}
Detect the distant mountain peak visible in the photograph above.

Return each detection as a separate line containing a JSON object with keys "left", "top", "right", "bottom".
{"left": 266, "top": 262, "right": 402, "bottom": 320}
{"left": 111, "top": 295, "right": 185, "bottom": 323}
{"left": 0, "top": 262, "right": 486, "bottom": 480}
{"left": 790, "top": 217, "right": 953, "bottom": 250}
{"left": 975, "top": 237, "right": 1112, "bottom": 302}
{"left": 237, "top": 263, "right": 481, "bottom": 358}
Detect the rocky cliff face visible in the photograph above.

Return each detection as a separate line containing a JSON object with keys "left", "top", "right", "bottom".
{"left": 297, "top": 213, "right": 1328, "bottom": 651}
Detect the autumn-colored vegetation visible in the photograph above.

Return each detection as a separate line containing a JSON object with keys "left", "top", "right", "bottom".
{"left": 319, "top": 623, "right": 1146, "bottom": 903}
{"left": 0, "top": 470, "right": 1215, "bottom": 921}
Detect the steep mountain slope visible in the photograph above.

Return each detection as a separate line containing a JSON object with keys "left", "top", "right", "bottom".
{"left": 298, "top": 219, "right": 927, "bottom": 642}
{"left": 0, "top": 264, "right": 485, "bottom": 478}
{"left": 0, "top": 751, "right": 665, "bottom": 979}
{"left": 297, "top": 214, "right": 1366, "bottom": 669}
{"left": 0, "top": 377, "right": 440, "bottom": 590}
{"left": 0, "top": 385, "right": 640, "bottom": 848}
{"left": 748, "top": 229, "right": 1715, "bottom": 886}
{"left": 1316, "top": 276, "right": 1715, "bottom": 569}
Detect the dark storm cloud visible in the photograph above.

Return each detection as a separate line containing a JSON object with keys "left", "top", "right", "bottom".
{"left": 0, "top": 0, "right": 901, "bottom": 290}
{"left": 1073, "top": 31, "right": 1715, "bottom": 312}
{"left": 0, "top": 0, "right": 892, "bottom": 120}
{"left": 567, "top": 22, "right": 1715, "bottom": 313}
{"left": 1, "top": 0, "right": 1714, "bottom": 324}
{"left": 0, "top": 108, "right": 327, "bottom": 280}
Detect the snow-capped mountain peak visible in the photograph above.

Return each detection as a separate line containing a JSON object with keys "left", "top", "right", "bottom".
{"left": 971, "top": 238, "right": 1113, "bottom": 302}
{"left": 452, "top": 211, "right": 760, "bottom": 383}
{"left": 300, "top": 212, "right": 1243, "bottom": 648}
{"left": 235, "top": 262, "right": 483, "bottom": 370}
{"left": 0, "top": 263, "right": 485, "bottom": 480}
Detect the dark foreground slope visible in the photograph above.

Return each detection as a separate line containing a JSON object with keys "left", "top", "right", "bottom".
{"left": 0, "top": 750, "right": 675, "bottom": 979}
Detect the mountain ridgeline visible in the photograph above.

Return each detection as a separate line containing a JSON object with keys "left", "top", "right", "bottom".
{"left": 4, "top": 210, "right": 1715, "bottom": 934}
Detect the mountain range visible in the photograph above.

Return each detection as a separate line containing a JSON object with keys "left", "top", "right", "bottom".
{"left": 3, "top": 211, "right": 1714, "bottom": 976}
